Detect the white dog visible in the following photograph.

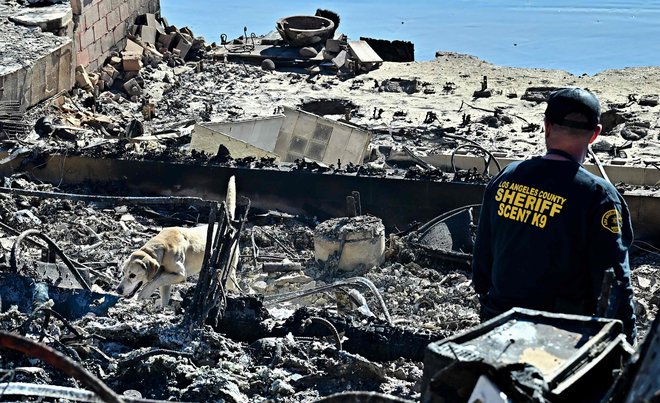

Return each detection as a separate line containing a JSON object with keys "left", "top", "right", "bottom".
{"left": 116, "top": 176, "right": 240, "bottom": 305}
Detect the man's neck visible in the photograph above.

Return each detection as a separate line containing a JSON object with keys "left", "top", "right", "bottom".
{"left": 543, "top": 147, "right": 586, "bottom": 164}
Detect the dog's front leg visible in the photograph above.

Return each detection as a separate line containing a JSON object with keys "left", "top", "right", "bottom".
{"left": 160, "top": 285, "right": 172, "bottom": 307}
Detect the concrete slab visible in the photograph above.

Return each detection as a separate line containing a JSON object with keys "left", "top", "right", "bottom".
{"left": 9, "top": 3, "right": 72, "bottom": 32}
{"left": 0, "top": 2, "right": 73, "bottom": 106}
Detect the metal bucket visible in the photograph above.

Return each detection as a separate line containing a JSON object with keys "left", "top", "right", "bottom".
{"left": 276, "top": 15, "right": 335, "bottom": 46}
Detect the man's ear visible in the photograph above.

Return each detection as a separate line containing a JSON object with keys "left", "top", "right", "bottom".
{"left": 543, "top": 118, "right": 552, "bottom": 139}
{"left": 589, "top": 124, "right": 602, "bottom": 144}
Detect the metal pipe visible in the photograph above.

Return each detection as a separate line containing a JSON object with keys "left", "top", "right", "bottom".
{"left": 588, "top": 145, "right": 612, "bottom": 184}
{"left": 0, "top": 332, "right": 124, "bottom": 403}
{"left": 0, "top": 382, "right": 176, "bottom": 403}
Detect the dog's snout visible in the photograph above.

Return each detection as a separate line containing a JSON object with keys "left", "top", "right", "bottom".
{"left": 116, "top": 285, "right": 124, "bottom": 294}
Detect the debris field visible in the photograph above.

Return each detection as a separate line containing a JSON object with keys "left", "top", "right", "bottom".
{"left": 0, "top": 5, "right": 659, "bottom": 403}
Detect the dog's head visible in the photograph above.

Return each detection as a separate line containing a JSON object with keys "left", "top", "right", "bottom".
{"left": 116, "top": 250, "right": 159, "bottom": 298}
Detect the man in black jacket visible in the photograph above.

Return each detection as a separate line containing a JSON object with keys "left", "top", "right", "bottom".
{"left": 472, "top": 87, "right": 637, "bottom": 343}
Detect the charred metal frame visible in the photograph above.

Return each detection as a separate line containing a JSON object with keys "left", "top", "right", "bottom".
{"left": 1, "top": 154, "right": 657, "bottom": 242}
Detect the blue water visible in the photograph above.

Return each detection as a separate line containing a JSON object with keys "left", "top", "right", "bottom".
{"left": 161, "top": 1, "right": 660, "bottom": 75}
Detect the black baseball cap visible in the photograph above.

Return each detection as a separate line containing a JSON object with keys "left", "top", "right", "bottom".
{"left": 544, "top": 87, "right": 601, "bottom": 130}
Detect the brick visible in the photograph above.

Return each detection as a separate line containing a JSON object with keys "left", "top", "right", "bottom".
{"left": 77, "top": 48, "right": 90, "bottom": 67}
{"left": 106, "top": 9, "right": 121, "bottom": 30}
{"left": 98, "top": 0, "right": 112, "bottom": 17}
{"left": 93, "top": 17, "right": 108, "bottom": 41}
{"left": 119, "top": 3, "right": 129, "bottom": 21}
{"left": 81, "top": 27, "right": 95, "bottom": 49}
{"left": 84, "top": 5, "right": 99, "bottom": 29}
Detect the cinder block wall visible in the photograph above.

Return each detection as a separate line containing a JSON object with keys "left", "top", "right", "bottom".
{"left": 71, "top": 0, "right": 160, "bottom": 71}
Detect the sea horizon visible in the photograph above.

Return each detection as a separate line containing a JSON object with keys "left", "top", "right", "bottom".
{"left": 160, "top": 1, "right": 660, "bottom": 75}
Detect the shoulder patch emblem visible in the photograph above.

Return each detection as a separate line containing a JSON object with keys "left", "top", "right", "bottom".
{"left": 601, "top": 209, "right": 622, "bottom": 234}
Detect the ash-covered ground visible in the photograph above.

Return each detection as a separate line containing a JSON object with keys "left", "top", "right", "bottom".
{"left": 0, "top": 176, "right": 658, "bottom": 402}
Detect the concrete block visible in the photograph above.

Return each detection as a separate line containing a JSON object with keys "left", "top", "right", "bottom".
{"left": 89, "top": 40, "right": 103, "bottom": 63}
{"left": 119, "top": 3, "right": 129, "bottom": 21}
{"left": 58, "top": 43, "right": 75, "bottom": 92}
{"left": 157, "top": 32, "right": 175, "bottom": 49}
{"left": 100, "top": 70, "right": 114, "bottom": 86}
{"left": 314, "top": 216, "right": 386, "bottom": 271}
{"left": 98, "top": 0, "right": 112, "bottom": 18}
{"left": 174, "top": 35, "right": 191, "bottom": 59}
{"left": 101, "top": 33, "right": 114, "bottom": 52}
{"left": 122, "top": 53, "right": 143, "bottom": 71}
{"left": 127, "top": 0, "right": 140, "bottom": 14}
{"left": 106, "top": 9, "right": 121, "bottom": 30}
{"left": 29, "top": 57, "right": 47, "bottom": 106}
{"left": 88, "top": 59, "right": 99, "bottom": 72}
{"left": 139, "top": 25, "right": 157, "bottom": 45}
{"left": 111, "top": 0, "right": 124, "bottom": 9}
{"left": 75, "top": 65, "right": 93, "bottom": 90}
{"left": 75, "top": 30, "right": 83, "bottom": 51}
{"left": 148, "top": 0, "right": 159, "bottom": 14}
{"left": 112, "top": 26, "right": 125, "bottom": 46}
{"left": 326, "top": 39, "right": 341, "bottom": 53}
{"left": 84, "top": 4, "right": 99, "bottom": 29}
{"left": 93, "top": 17, "right": 107, "bottom": 41}
{"left": 9, "top": 4, "right": 73, "bottom": 32}
{"left": 124, "top": 38, "right": 144, "bottom": 54}
{"left": 143, "top": 13, "right": 164, "bottom": 34}
{"left": 71, "top": 0, "right": 83, "bottom": 15}
{"left": 81, "top": 28, "right": 94, "bottom": 49}
{"left": 123, "top": 78, "right": 142, "bottom": 96}
{"left": 77, "top": 48, "right": 90, "bottom": 66}
{"left": 102, "top": 63, "right": 119, "bottom": 79}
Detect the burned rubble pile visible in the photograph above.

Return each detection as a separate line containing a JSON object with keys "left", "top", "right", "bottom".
{"left": 0, "top": 174, "right": 658, "bottom": 402}
{"left": 0, "top": 6, "right": 660, "bottom": 403}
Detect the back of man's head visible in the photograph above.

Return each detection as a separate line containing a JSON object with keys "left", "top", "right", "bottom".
{"left": 544, "top": 87, "right": 601, "bottom": 133}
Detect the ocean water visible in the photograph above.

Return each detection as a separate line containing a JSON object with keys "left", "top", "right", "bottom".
{"left": 160, "top": 1, "right": 660, "bottom": 75}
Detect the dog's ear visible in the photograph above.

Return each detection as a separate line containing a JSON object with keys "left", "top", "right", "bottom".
{"left": 143, "top": 255, "right": 160, "bottom": 279}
